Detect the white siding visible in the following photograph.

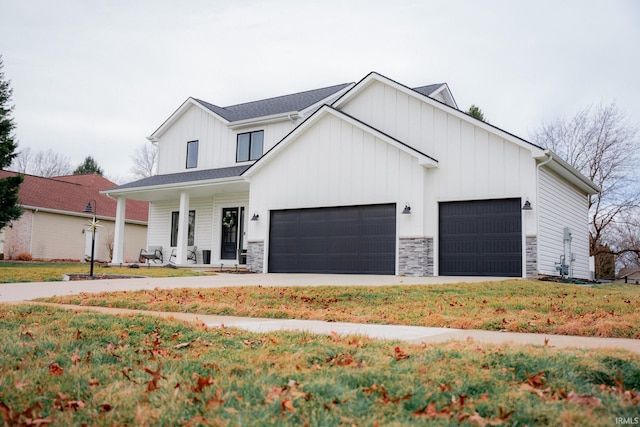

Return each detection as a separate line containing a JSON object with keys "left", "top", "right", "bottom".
{"left": 155, "top": 104, "right": 297, "bottom": 175}
{"left": 247, "top": 112, "right": 427, "bottom": 247}
{"left": 338, "top": 81, "right": 539, "bottom": 276}
{"left": 538, "top": 167, "right": 590, "bottom": 279}
{"left": 147, "top": 193, "right": 248, "bottom": 264}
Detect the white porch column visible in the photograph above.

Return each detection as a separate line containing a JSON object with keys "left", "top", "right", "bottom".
{"left": 112, "top": 197, "right": 126, "bottom": 264}
{"left": 175, "top": 191, "right": 190, "bottom": 264}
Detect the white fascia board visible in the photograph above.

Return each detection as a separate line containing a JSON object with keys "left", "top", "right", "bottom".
{"left": 228, "top": 112, "right": 300, "bottom": 130}
{"left": 299, "top": 83, "right": 356, "bottom": 117}
{"left": 332, "top": 107, "right": 438, "bottom": 168}
{"left": 429, "top": 83, "right": 458, "bottom": 109}
{"left": 540, "top": 151, "right": 601, "bottom": 195}
{"left": 102, "top": 176, "right": 247, "bottom": 197}
{"left": 148, "top": 98, "right": 230, "bottom": 140}
{"left": 243, "top": 105, "right": 438, "bottom": 178}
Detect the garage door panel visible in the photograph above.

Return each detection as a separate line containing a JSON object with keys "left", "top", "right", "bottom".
{"left": 440, "top": 199, "right": 522, "bottom": 277}
{"left": 269, "top": 204, "right": 396, "bottom": 274}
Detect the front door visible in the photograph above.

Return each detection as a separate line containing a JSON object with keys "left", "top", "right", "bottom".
{"left": 221, "top": 207, "right": 239, "bottom": 260}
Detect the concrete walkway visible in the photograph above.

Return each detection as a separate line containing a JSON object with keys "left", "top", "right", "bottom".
{"left": 2, "top": 273, "right": 639, "bottom": 354}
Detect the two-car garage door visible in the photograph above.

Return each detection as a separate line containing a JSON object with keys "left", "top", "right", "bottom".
{"left": 268, "top": 204, "right": 396, "bottom": 274}
{"left": 267, "top": 199, "right": 523, "bottom": 277}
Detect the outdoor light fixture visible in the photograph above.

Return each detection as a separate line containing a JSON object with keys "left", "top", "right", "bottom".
{"left": 522, "top": 199, "right": 532, "bottom": 211}
{"left": 402, "top": 203, "right": 411, "bottom": 214}
{"left": 84, "top": 200, "right": 98, "bottom": 277}
{"left": 251, "top": 212, "right": 260, "bottom": 221}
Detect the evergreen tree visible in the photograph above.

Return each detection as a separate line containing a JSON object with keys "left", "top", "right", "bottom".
{"left": 467, "top": 104, "right": 487, "bottom": 122}
{"left": 73, "top": 156, "right": 104, "bottom": 175}
{"left": 0, "top": 55, "right": 23, "bottom": 229}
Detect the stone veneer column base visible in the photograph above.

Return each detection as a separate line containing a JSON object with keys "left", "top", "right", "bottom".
{"left": 398, "top": 237, "right": 433, "bottom": 277}
{"left": 526, "top": 236, "right": 538, "bottom": 279}
{"left": 246, "top": 240, "right": 264, "bottom": 273}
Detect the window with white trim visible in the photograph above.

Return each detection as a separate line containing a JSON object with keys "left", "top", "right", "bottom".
{"left": 186, "top": 140, "right": 198, "bottom": 169}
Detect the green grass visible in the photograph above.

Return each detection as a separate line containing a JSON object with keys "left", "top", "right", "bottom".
{"left": 39, "top": 280, "right": 640, "bottom": 338}
{"left": 0, "top": 262, "right": 213, "bottom": 283}
{"left": 1, "top": 304, "right": 639, "bottom": 426}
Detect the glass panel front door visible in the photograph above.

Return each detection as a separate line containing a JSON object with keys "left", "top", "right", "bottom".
{"left": 221, "top": 208, "right": 239, "bottom": 260}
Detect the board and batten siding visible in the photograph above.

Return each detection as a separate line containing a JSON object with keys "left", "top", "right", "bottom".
{"left": 247, "top": 112, "right": 426, "bottom": 248}
{"left": 338, "top": 81, "right": 537, "bottom": 241}
{"left": 538, "top": 167, "right": 590, "bottom": 279}
{"left": 156, "top": 104, "right": 297, "bottom": 175}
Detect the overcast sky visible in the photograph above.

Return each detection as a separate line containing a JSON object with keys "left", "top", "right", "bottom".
{"left": 1, "top": 0, "right": 638, "bottom": 183}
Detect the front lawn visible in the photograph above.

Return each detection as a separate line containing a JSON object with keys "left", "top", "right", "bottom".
{"left": 0, "top": 262, "right": 213, "bottom": 283}
{"left": 39, "top": 280, "right": 640, "bottom": 338}
{"left": 1, "top": 304, "right": 638, "bottom": 426}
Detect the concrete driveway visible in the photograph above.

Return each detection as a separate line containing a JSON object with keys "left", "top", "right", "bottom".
{"left": 0, "top": 273, "right": 509, "bottom": 303}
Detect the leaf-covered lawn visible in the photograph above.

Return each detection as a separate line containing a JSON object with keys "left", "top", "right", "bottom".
{"left": 40, "top": 280, "right": 640, "bottom": 338}
{"left": 0, "top": 262, "right": 213, "bottom": 283}
{"left": 1, "top": 304, "right": 639, "bottom": 426}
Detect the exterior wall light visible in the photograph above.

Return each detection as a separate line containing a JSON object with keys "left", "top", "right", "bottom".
{"left": 522, "top": 199, "right": 532, "bottom": 211}
{"left": 251, "top": 212, "right": 260, "bottom": 221}
{"left": 402, "top": 203, "right": 411, "bottom": 214}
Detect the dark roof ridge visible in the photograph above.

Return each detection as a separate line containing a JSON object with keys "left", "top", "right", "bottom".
{"left": 219, "top": 82, "right": 353, "bottom": 110}
{"left": 192, "top": 82, "right": 353, "bottom": 122}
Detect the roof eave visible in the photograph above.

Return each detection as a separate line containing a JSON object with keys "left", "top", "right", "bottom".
{"left": 102, "top": 176, "right": 248, "bottom": 197}
{"left": 538, "top": 151, "right": 601, "bottom": 194}
{"left": 149, "top": 98, "right": 230, "bottom": 140}
{"left": 228, "top": 112, "right": 300, "bottom": 130}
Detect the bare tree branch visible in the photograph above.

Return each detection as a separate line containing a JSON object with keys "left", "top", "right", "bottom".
{"left": 130, "top": 143, "right": 157, "bottom": 179}
{"left": 533, "top": 102, "right": 640, "bottom": 278}
{"left": 8, "top": 147, "right": 72, "bottom": 177}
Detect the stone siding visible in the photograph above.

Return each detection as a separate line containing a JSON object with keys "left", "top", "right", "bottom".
{"left": 526, "top": 236, "right": 538, "bottom": 279}
{"left": 398, "top": 237, "right": 433, "bottom": 277}
{"left": 246, "top": 240, "right": 264, "bottom": 273}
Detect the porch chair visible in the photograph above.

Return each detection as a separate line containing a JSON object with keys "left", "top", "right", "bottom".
{"left": 139, "top": 246, "right": 163, "bottom": 265}
{"left": 169, "top": 246, "right": 198, "bottom": 264}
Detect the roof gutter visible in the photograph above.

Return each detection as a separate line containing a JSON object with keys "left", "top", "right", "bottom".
{"left": 538, "top": 150, "right": 601, "bottom": 194}
{"left": 102, "top": 175, "right": 248, "bottom": 197}
{"left": 228, "top": 112, "right": 300, "bottom": 130}
{"left": 20, "top": 204, "right": 147, "bottom": 225}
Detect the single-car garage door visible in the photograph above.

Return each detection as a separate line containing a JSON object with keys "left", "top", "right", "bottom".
{"left": 269, "top": 204, "right": 396, "bottom": 274}
{"left": 439, "top": 198, "right": 522, "bottom": 277}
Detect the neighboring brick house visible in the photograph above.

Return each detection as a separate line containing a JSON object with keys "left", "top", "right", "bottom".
{"left": 0, "top": 171, "right": 148, "bottom": 262}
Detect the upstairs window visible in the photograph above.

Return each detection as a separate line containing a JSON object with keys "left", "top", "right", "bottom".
{"left": 236, "top": 130, "right": 264, "bottom": 162}
{"left": 186, "top": 140, "right": 199, "bottom": 169}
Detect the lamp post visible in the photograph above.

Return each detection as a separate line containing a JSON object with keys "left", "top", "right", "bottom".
{"left": 83, "top": 200, "right": 97, "bottom": 278}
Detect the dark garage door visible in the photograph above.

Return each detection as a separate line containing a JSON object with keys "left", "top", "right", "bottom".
{"left": 269, "top": 204, "right": 396, "bottom": 274}
{"left": 439, "top": 199, "right": 522, "bottom": 277}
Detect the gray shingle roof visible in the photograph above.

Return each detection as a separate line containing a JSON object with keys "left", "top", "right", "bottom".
{"left": 107, "top": 165, "right": 250, "bottom": 192}
{"left": 193, "top": 83, "right": 353, "bottom": 122}
{"left": 412, "top": 84, "right": 444, "bottom": 97}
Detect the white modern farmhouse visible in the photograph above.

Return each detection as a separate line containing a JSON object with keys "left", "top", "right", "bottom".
{"left": 104, "top": 72, "right": 599, "bottom": 279}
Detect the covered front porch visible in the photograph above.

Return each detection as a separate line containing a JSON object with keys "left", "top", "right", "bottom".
{"left": 103, "top": 166, "right": 252, "bottom": 268}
